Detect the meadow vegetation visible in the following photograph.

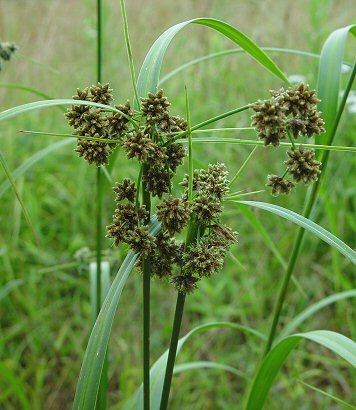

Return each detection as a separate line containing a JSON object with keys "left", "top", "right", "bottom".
{"left": 0, "top": 1, "right": 355, "bottom": 409}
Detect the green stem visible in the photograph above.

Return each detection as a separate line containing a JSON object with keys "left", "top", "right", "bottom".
{"left": 159, "top": 220, "right": 199, "bottom": 410}
{"left": 142, "top": 165, "right": 151, "bottom": 410}
{"left": 167, "top": 104, "right": 251, "bottom": 143}
{"left": 263, "top": 60, "right": 356, "bottom": 356}
{"left": 120, "top": 0, "right": 140, "bottom": 108}
{"left": 229, "top": 146, "right": 258, "bottom": 186}
{"left": 19, "top": 130, "right": 356, "bottom": 153}
{"left": 191, "top": 105, "right": 250, "bottom": 132}
{"left": 95, "top": 1, "right": 107, "bottom": 409}
{"left": 159, "top": 292, "right": 186, "bottom": 410}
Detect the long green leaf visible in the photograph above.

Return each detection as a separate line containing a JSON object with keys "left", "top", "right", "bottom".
{"left": 246, "top": 330, "right": 356, "bottom": 410}
{"left": 299, "top": 380, "right": 356, "bottom": 409}
{"left": 278, "top": 290, "right": 356, "bottom": 340}
{"left": 174, "top": 361, "right": 247, "bottom": 379}
{"left": 234, "top": 201, "right": 356, "bottom": 265}
{"left": 0, "top": 99, "right": 131, "bottom": 123}
{"left": 0, "top": 83, "right": 57, "bottom": 101}
{"left": 137, "top": 18, "right": 289, "bottom": 100}
{"left": 159, "top": 47, "right": 327, "bottom": 85}
{"left": 72, "top": 219, "right": 160, "bottom": 410}
{"left": 0, "top": 140, "right": 73, "bottom": 198}
{"left": 317, "top": 25, "right": 356, "bottom": 147}
{"left": 125, "top": 322, "right": 265, "bottom": 410}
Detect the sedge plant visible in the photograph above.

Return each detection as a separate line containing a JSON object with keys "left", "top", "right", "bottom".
{"left": 0, "top": 2, "right": 355, "bottom": 410}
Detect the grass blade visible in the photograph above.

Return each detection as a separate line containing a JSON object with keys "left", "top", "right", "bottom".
{"left": 0, "top": 99, "right": 136, "bottom": 127}
{"left": 125, "top": 322, "right": 265, "bottom": 410}
{"left": 0, "top": 363, "right": 32, "bottom": 410}
{"left": 0, "top": 83, "right": 58, "bottom": 102}
{"left": 0, "top": 139, "right": 73, "bottom": 198}
{"left": 245, "top": 330, "right": 356, "bottom": 410}
{"left": 0, "top": 151, "right": 40, "bottom": 246}
{"left": 73, "top": 219, "right": 160, "bottom": 410}
{"left": 159, "top": 46, "right": 352, "bottom": 85}
{"left": 234, "top": 200, "right": 356, "bottom": 265}
{"left": 299, "top": 380, "right": 356, "bottom": 409}
{"left": 174, "top": 361, "right": 247, "bottom": 380}
{"left": 278, "top": 290, "right": 356, "bottom": 340}
{"left": 317, "top": 25, "right": 356, "bottom": 148}
{"left": 137, "top": 18, "right": 289, "bottom": 101}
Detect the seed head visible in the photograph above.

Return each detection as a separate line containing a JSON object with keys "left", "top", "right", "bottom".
{"left": 285, "top": 146, "right": 321, "bottom": 184}
{"left": 304, "top": 109, "right": 325, "bottom": 137}
{"left": 250, "top": 99, "right": 287, "bottom": 146}
{"left": 160, "top": 114, "right": 188, "bottom": 134}
{"left": 143, "top": 166, "right": 171, "bottom": 198}
{"left": 141, "top": 89, "right": 170, "bottom": 125}
{"left": 171, "top": 274, "right": 199, "bottom": 294}
{"left": 198, "top": 163, "right": 229, "bottom": 199}
{"left": 182, "top": 235, "right": 228, "bottom": 278}
{"left": 266, "top": 175, "right": 295, "bottom": 196}
{"left": 166, "top": 143, "right": 186, "bottom": 172}
{"left": 75, "top": 138, "right": 110, "bottom": 167}
{"left": 89, "top": 82, "right": 113, "bottom": 105}
{"left": 112, "top": 203, "right": 148, "bottom": 229}
{"left": 122, "top": 130, "right": 155, "bottom": 161}
{"left": 192, "top": 194, "right": 222, "bottom": 222}
{"left": 113, "top": 179, "right": 136, "bottom": 202}
{"left": 107, "top": 101, "right": 133, "bottom": 138}
{"left": 150, "top": 232, "right": 182, "bottom": 278}
{"left": 157, "top": 195, "right": 190, "bottom": 235}
{"left": 126, "top": 226, "right": 156, "bottom": 256}
{"left": 271, "top": 83, "right": 320, "bottom": 117}
{"left": 0, "top": 42, "right": 18, "bottom": 62}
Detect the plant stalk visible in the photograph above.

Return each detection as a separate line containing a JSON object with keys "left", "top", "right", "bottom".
{"left": 263, "top": 60, "right": 356, "bottom": 355}
{"left": 142, "top": 165, "right": 151, "bottom": 410}
{"left": 95, "top": 1, "right": 107, "bottom": 409}
{"left": 159, "top": 220, "right": 199, "bottom": 410}
{"left": 159, "top": 292, "right": 186, "bottom": 410}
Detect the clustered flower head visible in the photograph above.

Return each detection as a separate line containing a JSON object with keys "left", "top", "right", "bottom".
{"left": 250, "top": 83, "right": 325, "bottom": 147}
{"left": 250, "top": 83, "right": 325, "bottom": 195}
{"left": 65, "top": 83, "right": 134, "bottom": 166}
{"left": 285, "top": 145, "right": 321, "bottom": 184}
{"left": 0, "top": 41, "right": 18, "bottom": 72}
{"left": 67, "top": 86, "right": 237, "bottom": 295}
{"left": 107, "top": 156, "right": 236, "bottom": 294}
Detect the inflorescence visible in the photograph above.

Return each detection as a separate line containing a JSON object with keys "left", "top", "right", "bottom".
{"left": 67, "top": 86, "right": 238, "bottom": 294}
{"left": 250, "top": 83, "right": 325, "bottom": 195}
{"left": 0, "top": 41, "right": 18, "bottom": 72}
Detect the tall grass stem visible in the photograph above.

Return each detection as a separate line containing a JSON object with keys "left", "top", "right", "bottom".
{"left": 159, "top": 292, "right": 186, "bottom": 410}
{"left": 142, "top": 165, "right": 152, "bottom": 410}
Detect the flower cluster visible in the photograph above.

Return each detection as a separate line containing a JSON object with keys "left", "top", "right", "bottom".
{"left": 250, "top": 83, "right": 325, "bottom": 147}
{"left": 250, "top": 83, "right": 324, "bottom": 195}
{"left": 0, "top": 41, "right": 18, "bottom": 72}
{"left": 107, "top": 160, "right": 236, "bottom": 294}
{"left": 67, "top": 86, "right": 236, "bottom": 294}
{"left": 65, "top": 83, "right": 133, "bottom": 166}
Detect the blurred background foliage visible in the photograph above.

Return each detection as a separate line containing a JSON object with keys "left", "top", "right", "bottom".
{"left": 0, "top": 0, "right": 355, "bottom": 408}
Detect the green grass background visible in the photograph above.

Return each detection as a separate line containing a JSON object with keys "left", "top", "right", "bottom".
{"left": 0, "top": 0, "right": 355, "bottom": 408}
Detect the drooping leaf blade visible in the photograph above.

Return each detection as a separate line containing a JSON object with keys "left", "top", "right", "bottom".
{"left": 234, "top": 201, "right": 356, "bottom": 265}
{"left": 246, "top": 330, "right": 356, "bottom": 410}
{"left": 278, "top": 290, "right": 356, "bottom": 340}
{"left": 137, "top": 18, "right": 289, "bottom": 101}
